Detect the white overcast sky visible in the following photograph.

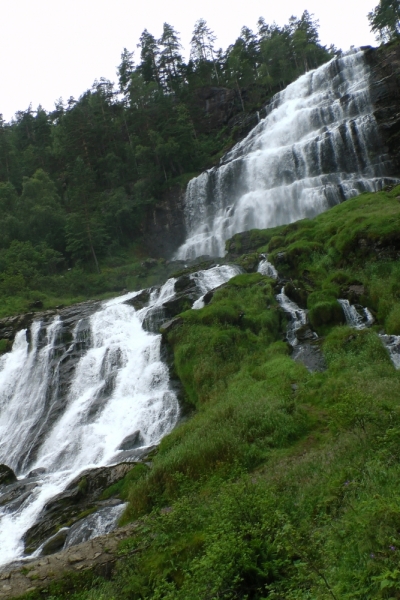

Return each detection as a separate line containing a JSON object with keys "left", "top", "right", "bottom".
{"left": 1, "top": 0, "right": 378, "bottom": 122}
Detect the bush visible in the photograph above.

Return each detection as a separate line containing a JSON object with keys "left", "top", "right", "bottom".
{"left": 309, "top": 300, "right": 345, "bottom": 328}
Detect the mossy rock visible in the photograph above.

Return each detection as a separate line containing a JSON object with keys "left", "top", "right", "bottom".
{"left": 284, "top": 281, "right": 308, "bottom": 308}
{"left": 309, "top": 301, "right": 345, "bottom": 328}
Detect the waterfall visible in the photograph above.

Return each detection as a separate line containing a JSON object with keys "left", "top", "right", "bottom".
{"left": 191, "top": 264, "right": 243, "bottom": 309}
{"left": 0, "top": 292, "right": 179, "bottom": 567}
{"left": 337, "top": 299, "right": 374, "bottom": 329}
{"left": 0, "top": 265, "right": 243, "bottom": 567}
{"left": 338, "top": 298, "right": 400, "bottom": 369}
{"left": 176, "top": 50, "right": 395, "bottom": 260}
{"left": 257, "top": 257, "right": 278, "bottom": 279}
{"left": 276, "top": 287, "right": 309, "bottom": 346}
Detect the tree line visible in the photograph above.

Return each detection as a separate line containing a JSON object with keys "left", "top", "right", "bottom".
{"left": 0, "top": 12, "right": 335, "bottom": 278}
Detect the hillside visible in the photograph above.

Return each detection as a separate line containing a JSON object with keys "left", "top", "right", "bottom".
{"left": 2, "top": 13, "right": 400, "bottom": 599}
{"left": 1, "top": 185, "right": 399, "bottom": 599}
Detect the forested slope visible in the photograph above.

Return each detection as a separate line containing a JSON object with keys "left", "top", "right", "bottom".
{"left": 0, "top": 13, "right": 333, "bottom": 317}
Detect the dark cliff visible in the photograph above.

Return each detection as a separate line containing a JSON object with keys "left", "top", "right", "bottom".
{"left": 365, "top": 42, "right": 400, "bottom": 175}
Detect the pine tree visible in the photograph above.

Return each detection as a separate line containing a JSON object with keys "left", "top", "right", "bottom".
{"left": 137, "top": 30, "right": 161, "bottom": 87}
{"left": 118, "top": 48, "right": 135, "bottom": 94}
{"left": 190, "top": 19, "right": 219, "bottom": 82}
{"left": 158, "top": 23, "right": 183, "bottom": 91}
{"left": 368, "top": 0, "right": 400, "bottom": 42}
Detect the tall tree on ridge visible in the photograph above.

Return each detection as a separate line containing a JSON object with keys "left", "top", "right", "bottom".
{"left": 137, "top": 29, "right": 161, "bottom": 87}
{"left": 190, "top": 19, "right": 219, "bottom": 82}
{"left": 158, "top": 23, "right": 183, "bottom": 91}
{"left": 368, "top": 0, "right": 400, "bottom": 42}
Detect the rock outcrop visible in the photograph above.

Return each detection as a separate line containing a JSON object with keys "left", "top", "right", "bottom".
{"left": 0, "top": 465, "right": 16, "bottom": 486}
{"left": 0, "top": 523, "right": 139, "bottom": 599}
{"left": 142, "top": 185, "right": 186, "bottom": 258}
{"left": 22, "top": 463, "right": 134, "bottom": 555}
{"left": 365, "top": 43, "right": 400, "bottom": 176}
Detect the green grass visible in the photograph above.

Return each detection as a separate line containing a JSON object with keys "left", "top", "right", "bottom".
{"left": 13, "top": 187, "right": 400, "bottom": 600}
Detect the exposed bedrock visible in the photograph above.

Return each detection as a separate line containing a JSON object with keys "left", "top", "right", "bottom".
{"left": 21, "top": 463, "right": 134, "bottom": 555}
{"left": 365, "top": 43, "right": 400, "bottom": 175}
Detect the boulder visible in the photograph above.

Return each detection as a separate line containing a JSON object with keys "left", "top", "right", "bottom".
{"left": 40, "top": 528, "right": 70, "bottom": 556}
{"left": 174, "top": 274, "right": 195, "bottom": 293}
{"left": 160, "top": 317, "right": 183, "bottom": 335}
{"left": 0, "top": 464, "right": 17, "bottom": 486}
{"left": 124, "top": 289, "right": 151, "bottom": 310}
{"left": 23, "top": 462, "right": 134, "bottom": 555}
{"left": 118, "top": 430, "right": 143, "bottom": 451}
{"left": 295, "top": 325, "right": 316, "bottom": 342}
{"left": 162, "top": 289, "right": 198, "bottom": 318}
{"left": 27, "top": 468, "right": 46, "bottom": 479}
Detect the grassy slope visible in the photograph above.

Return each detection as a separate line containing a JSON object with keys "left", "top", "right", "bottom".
{"left": 19, "top": 188, "right": 400, "bottom": 599}
{"left": 0, "top": 249, "right": 178, "bottom": 321}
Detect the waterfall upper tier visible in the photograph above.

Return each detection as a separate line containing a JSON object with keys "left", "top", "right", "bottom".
{"left": 176, "top": 50, "right": 396, "bottom": 260}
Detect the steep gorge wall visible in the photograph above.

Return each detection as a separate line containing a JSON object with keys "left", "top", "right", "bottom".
{"left": 365, "top": 43, "right": 400, "bottom": 175}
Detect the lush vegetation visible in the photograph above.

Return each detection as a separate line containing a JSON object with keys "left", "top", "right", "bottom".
{"left": 368, "top": 0, "right": 400, "bottom": 42}
{"left": 18, "top": 186, "right": 400, "bottom": 599}
{"left": 0, "top": 13, "right": 334, "bottom": 316}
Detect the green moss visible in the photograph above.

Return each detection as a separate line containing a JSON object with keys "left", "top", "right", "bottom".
{"left": 385, "top": 303, "right": 400, "bottom": 335}
{"left": 309, "top": 300, "right": 345, "bottom": 329}
{"left": 0, "top": 339, "right": 10, "bottom": 354}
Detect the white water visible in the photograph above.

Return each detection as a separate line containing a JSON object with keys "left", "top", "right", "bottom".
{"left": 0, "top": 291, "right": 179, "bottom": 567}
{"left": 338, "top": 298, "right": 400, "bottom": 369}
{"left": 338, "top": 299, "right": 374, "bottom": 330}
{"left": 191, "top": 264, "right": 242, "bottom": 309}
{"left": 276, "top": 287, "right": 309, "bottom": 346}
{"left": 257, "top": 257, "right": 278, "bottom": 279}
{"left": 176, "top": 50, "right": 395, "bottom": 260}
{"left": 379, "top": 335, "right": 400, "bottom": 369}
{"left": 63, "top": 503, "right": 127, "bottom": 549}
{"left": 0, "top": 265, "right": 245, "bottom": 566}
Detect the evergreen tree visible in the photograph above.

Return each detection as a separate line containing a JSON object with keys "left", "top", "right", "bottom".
{"left": 368, "top": 0, "right": 400, "bottom": 42}
{"left": 118, "top": 48, "right": 135, "bottom": 94}
{"left": 190, "top": 19, "right": 219, "bottom": 82}
{"left": 158, "top": 23, "right": 183, "bottom": 91}
{"left": 137, "top": 29, "right": 161, "bottom": 87}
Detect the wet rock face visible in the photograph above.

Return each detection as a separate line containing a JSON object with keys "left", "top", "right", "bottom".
{"left": 142, "top": 185, "right": 186, "bottom": 258}
{"left": 365, "top": 44, "right": 400, "bottom": 175}
{"left": 0, "top": 523, "right": 139, "bottom": 600}
{"left": 22, "top": 463, "right": 134, "bottom": 555}
{"left": 0, "top": 465, "right": 16, "bottom": 486}
{"left": 8, "top": 301, "right": 102, "bottom": 473}
{"left": 284, "top": 282, "right": 308, "bottom": 309}
{"left": 118, "top": 431, "right": 143, "bottom": 451}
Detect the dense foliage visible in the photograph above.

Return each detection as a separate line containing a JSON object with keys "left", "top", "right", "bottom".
{"left": 0, "top": 12, "right": 334, "bottom": 315}
{"left": 368, "top": 0, "right": 400, "bottom": 42}
{"left": 20, "top": 186, "right": 400, "bottom": 599}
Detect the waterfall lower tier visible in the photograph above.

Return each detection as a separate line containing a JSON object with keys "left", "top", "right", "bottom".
{"left": 176, "top": 50, "right": 397, "bottom": 260}
{"left": 0, "top": 264, "right": 242, "bottom": 567}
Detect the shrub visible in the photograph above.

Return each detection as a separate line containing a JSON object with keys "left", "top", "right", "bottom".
{"left": 309, "top": 300, "right": 345, "bottom": 328}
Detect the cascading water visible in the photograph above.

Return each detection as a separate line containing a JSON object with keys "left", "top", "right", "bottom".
{"left": 0, "top": 290, "right": 180, "bottom": 567}
{"left": 276, "top": 287, "right": 309, "bottom": 346}
{"left": 191, "top": 264, "right": 242, "bottom": 309}
{"left": 338, "top": 298, "right": 400, "bottom": 368}
{"left": 257, "top": 257, "right": 278, "bottom": 279}
{"left": 0, "top": 265, "right": 243, "bottom": 567}
{"left": 337, "top": 299, "right": 374, "bottom": 329}
{"left": 176, "top": 50, "right": 396, "bottom": 260}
